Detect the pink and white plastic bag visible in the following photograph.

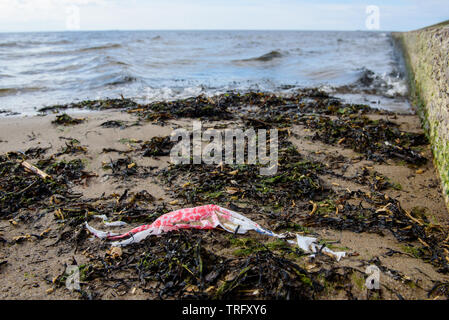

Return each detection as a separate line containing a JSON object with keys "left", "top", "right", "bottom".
{"left": 85, "top": 204, "right": 345, "bottom": 260}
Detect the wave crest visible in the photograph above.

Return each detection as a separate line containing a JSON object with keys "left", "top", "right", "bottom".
{"left": 234, "top": 50, "right": 283, "bottom": 63}
{"left": 332, "top": 68, "right": 408, "bottom": 98}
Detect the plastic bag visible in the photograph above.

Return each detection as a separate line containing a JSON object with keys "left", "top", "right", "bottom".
{"left": 85, "top": 204, "right": 345, "bottom": 260}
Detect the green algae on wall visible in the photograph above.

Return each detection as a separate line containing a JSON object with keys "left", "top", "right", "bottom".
{"left": 392, "top": 21, "right": 449, "bottom": 207}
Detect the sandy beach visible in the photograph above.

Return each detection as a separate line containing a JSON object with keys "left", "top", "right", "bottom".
{"left": 1, "top": 92, "right": 449, "bottom": 299}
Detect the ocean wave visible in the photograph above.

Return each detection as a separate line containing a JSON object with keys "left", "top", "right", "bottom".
{"left": 62, "top": 55, "right": 129, "bottom": 72}
{"left": 90, "top": 55, "right": 130, "bottom": 68}
{"left": 305, "top": 68, "right": 345, "bottom": 81}
{"left": 106, "top": 75, "right": 137, "bottom": 86}
{"left": 331, "top": 68, "right": 408, "bottom": 98}
{"left": 86, "top": 72, "right": 138, "bottom": 88}
{"left": 46, "top": 43, "right": 123, "bottom": 56}
{"left": 17, "top": 55, "right": 96, "bottom": 75}
{"left": 78, "top": 43, "right": 123, "bottom": 53}
{"left": 1, "top": 43, "right": 124, "bottom": 60}
{"left": 134, "top": 81, "right": 303, "bottom": 104}
{"left": 0, "top": 39, "right": 71, "bottom": 48}
{"left": 136, "top": 85, "right": 209, "bottom": 103}
{"left": 0, "top": 42, "right": 20, "bottom": 48}
{"left": 233, "top": 50, "right": 283, "bottom": 63}
{"left": 0, "top": 86, "right": 46, "bottom": 97}
{"left": 233, "top": 41, "right": 264, "bottom": 49}
{"left": 46, "top": 43, "right": 123, "bottom": 57}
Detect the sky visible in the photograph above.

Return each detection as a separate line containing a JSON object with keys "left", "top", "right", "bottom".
{"left": 0, "top": 0, "right": 448, "bottom": 32}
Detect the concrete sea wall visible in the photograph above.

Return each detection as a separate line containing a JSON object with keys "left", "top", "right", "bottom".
{"left": 392, "top": 21, "right": 449, "bottom": 207}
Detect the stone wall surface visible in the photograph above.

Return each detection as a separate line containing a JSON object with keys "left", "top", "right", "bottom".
{"left": 393, "top": 21, "right": 449, "bottom": 206}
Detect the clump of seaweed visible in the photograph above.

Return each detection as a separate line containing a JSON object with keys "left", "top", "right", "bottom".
{"left": 52, "top": 189, "right": 165, "bottom": 228}
{"left": 37, "top": 90, "right": 378, "bottom": 125}
{"left": 0, "top": 154, "right": 74, "bottom": 218}
{"left": 52, "top": 114, "right": 85, "bottom": 126}
{"left": 100, "top": 120, "right": 126, "bottom": 129}
{"left": 42, "top": 158, "right": 94, "bottom": 185}
{"left": 0, "top": 109, "right": 20, "bottom": 116}
{"left": 159, "top": 130, "right": 328, "bottom": 210}
{"left": 214, "top": 249, "right": 322, "bottom": 299}
{"left": 428, "top": 282, "right": 449, "bottom": 299}
{"left": 136, "top": 233, "right": 220, "bottom": 299}
{"left": 327, "top": 166, "right": 403, "bottom": 193}
{"left": 20, "top": 147, "right": 50, "bottom": 159}
{"left": 141, "top": 136, "right": 174, "bottom": 157}
{"left": 100, "top": 120, "right": 140, "bottom": 129}
{"left": 136, "top": 95, "right": 233, "bottom": 122}
{"left": 62, "top": 229, "right": 363, "bottom": 300}
{"left": 306, "top": 191, "right": 449, "bottom": 273}
{"left": 102, "top": 157, "right": 154, "bottom": 180}
{"left": 300, "top": 115, "right": 427, "bottom": 164}
{"left": 55, "top": 139, "right": 88, "bottom": 156}
{"left": 214, "top": 90, "right": 372, "bottom": 117}
{"left": 39, "top": 98, "right": 138, "bottom": 113}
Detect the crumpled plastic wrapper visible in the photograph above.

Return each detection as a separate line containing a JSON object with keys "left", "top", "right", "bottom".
{"left": 85, "top": 204, "right": 346, "bottom": 260}
{"left": 288, "top": 235, "right": 346, "bottom": 261}
{"left": 93, "top": 215, "right": 128, "bottom": 227}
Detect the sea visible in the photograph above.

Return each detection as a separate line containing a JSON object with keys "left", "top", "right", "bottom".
{"left": 0, "top": 30, "right": 411, "bottom": 116}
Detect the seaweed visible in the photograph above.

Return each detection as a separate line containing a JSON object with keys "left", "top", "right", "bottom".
{"left": 131, "top": 95, "right": 232, "bottom": 123}
{"left": 102, "top": 157, "right": 154, "bottom": 180}
{"left": 141, "top": 136, "right": 175, "bottom": 157}
{"left": 428, "top": 282, "right": 449, "bottom": 299}
{"left": 58, "top": 229, "right": 364, "bottom": 300}
{"left": 52, "top": 114, "right": 85, "bottom": 126}
{"left": 306, "top": 191, "right": 449, "bottom": 273}
{"left": 300, "top": 115, "right": 428, "bottom": 165}
{"left": 42, "top": 158, "right": 94, "bottom": 185}
{"left": 37, "top": 90, "right": 378, "bottom": 125}
{"left": 5, "top": 90, "right": 449, "bottom": 300}
{"left": 0, "top": 155, "right": 79, "bottom": 219}
{"left": 159, "top": 130, "right": 328, "bottom": 209}
{"left": 55, "top": 139, "right": 88, "bottom": 156}
{"left": 21, "top": 146, "right": 50, "bottom": 158}
{"left": 214, "top": 249, "right": 321, "bottom": 300}
{"left": 100, "top": 120, "right": 139, "bottom": 129}
{"left": 0, "top": 109, "right": 20, "bottom": 116}
{"left": 100, "top": 120, "right": 127, "bottom": 128}
{"left": 39, "top": 98, "right": 138, "bottom": 113}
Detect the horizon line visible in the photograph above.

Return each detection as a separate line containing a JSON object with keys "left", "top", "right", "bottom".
{"left": 0, "top": 28, "right": 398, "bottom": 34}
